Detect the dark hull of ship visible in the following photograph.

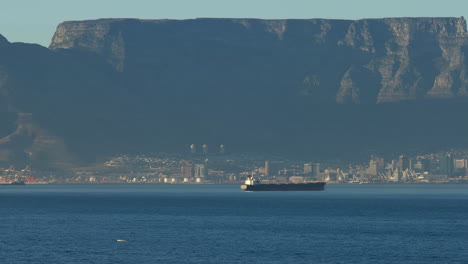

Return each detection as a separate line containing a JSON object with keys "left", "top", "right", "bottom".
{"left": 241, "top": 182, "right": 326, "bottom": 191}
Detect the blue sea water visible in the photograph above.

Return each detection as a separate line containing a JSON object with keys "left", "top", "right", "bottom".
{"left": 0, "top": 184, "right": 467, "bottom": 264}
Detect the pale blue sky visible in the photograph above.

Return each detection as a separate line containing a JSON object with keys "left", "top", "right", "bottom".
{"left": 1, "top": 0, "right": 467, "bottom": 47}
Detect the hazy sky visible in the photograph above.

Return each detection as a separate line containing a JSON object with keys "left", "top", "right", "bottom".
{"left": 1, "top": 0, "right": 467, "bottom": 47}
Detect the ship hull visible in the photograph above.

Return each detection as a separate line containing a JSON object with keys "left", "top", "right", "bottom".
{"left": 241, "top": 182, "right": 326, "bottom": 191}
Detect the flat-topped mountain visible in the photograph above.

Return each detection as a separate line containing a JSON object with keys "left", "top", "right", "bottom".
{"left": 50, "top": 17, "right": 468, "bottom": 103}
{"left": 1, "top": 17, "right": 468, "bottom": 168}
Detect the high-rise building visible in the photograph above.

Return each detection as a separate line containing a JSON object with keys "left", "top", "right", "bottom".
{"left": 304, "top": 163, "right": 312, "bottom": 174}
{"left": 440, "top": 154, "right": 454, "bottom": 177}
{"left": 180, "top": 161, "right": 193, "bottom": 178}
{"left": 194, "top": 164, "right": 207, "bottom": 178}
{"left": 315, "top": 163, "right": 320, "bottom": 176}
{"left": 202, "top": 144, "right": 208, "bottom": 154}
{"left": 367, "top": 160, "right": 378, "bottom": 176}
{"left": 265, "top": 161, "right": 270, "bottom": 177}
{"left": 397, "top": 155, "right": 410, "bottom": 171}
{"left": 190, "top": 144, "right": 196, "bottom": 154}
{"left": 367, "top": 155, "right": 384, "bottom": 176}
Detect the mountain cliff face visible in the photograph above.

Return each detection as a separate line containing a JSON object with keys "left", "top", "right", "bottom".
{"left": 50, "top": 17, "right": 468, "bottom": 104}
{"left": 2, "top": 17, "right": 468, "bottom": 168}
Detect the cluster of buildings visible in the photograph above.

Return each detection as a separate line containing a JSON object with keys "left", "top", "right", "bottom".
{"left": 74, "top": 145, "right": 237, "bottom": 184}
{"left": 285, "top": 154, "right": 467, "bottom": 184}
{"left": 2, "top": 144, "right": 468, "bottom": 184}
{"left": 219, "top": 153, "right": 468, "bottom": 184}
{"left": 347, "top": 154, "right": 468, "bottom": 183}
{"left": 0, "top": 165, "right": 39, "bottom": 183}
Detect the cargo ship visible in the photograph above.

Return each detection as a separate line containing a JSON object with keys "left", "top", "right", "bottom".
{"left": 241, "top": 176, "right": 325, "bottom": 191}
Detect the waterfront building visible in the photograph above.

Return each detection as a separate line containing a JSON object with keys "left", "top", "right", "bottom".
{"left": 180, "top": 161, "right": 193, "bottom": 178}
{"left": 454, "top": 159, "right": 467, "bottom": 169}
{"left": 194, "top": 164, "right": 207, "bottom": 178}
{"left": 424, "top": 174, "right": 448, "bottom": 182}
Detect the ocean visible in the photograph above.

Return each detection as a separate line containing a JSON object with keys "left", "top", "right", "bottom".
{"left": 0, "top": 184, "right": 467, "bottom": 264}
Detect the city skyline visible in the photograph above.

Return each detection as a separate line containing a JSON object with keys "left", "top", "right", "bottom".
{"left": 2, "top": 148, "right": 468, "bottom": 184}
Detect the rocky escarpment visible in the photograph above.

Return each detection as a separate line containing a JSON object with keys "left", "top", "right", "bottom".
{"left": 50, "top": 17, "right": 468, "bottom": 104}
